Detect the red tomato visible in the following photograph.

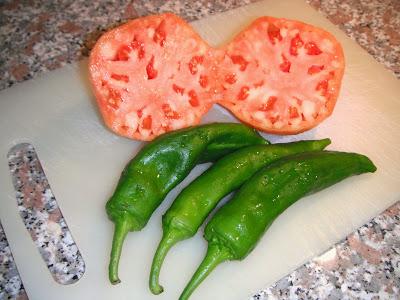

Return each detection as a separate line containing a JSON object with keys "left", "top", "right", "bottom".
{"left": 216, "top": 17, "right": 345, "bottom": 134}
{"left": 89, "top": 14, "right": 345, "bottom": 140}
{"left": 89, "top": 14, "right": 216, "bottom": 141}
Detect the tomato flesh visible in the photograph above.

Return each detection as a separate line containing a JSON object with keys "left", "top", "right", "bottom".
{"left": 89, "top": 14, "right": 344, "bottom": 140}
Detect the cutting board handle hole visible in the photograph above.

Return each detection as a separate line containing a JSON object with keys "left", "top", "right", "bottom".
{"left": 7, "top": 143, "right": 85, "bottom": 285}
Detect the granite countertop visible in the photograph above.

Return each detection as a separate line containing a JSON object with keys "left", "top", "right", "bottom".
{"left": 0, "top": 1, "right": 399, "bottom": 299}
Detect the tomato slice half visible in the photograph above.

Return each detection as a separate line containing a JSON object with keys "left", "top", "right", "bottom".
{"left": 217, "top": 17, "right": 345, "bottom": 134}
{"left": 89, "top": 14, "right": 215, "bottom": 141}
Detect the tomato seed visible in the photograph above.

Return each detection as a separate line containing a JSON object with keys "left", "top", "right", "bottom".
{"left": 225, "top": 73, "right": 237, "bottom": 84}
{"left": 307, "top": 65, "right": 324, "bottom": 75}
{"left": 172, "top": 84, "right": 185, "bottom": 95}
{"left": 305, "top": 42, "right": 322, "bottom": 55}
{"left": 188, "top": 90, "right": 200, "bottom": 107}
{"left": 267, "top": 23, "right": 282, "bottom": 45}
{"left": 188, "top": 56, "right": 204, "bottom": 75}
{"left": 146, "top": 56, "right": 158, "bottom": 80}
{"left": 142, "top": 115, "right": 152, "bottom": 129}
{"left": 111, "top": 74, "right": 129, "bottom": 83}
{"left": 131, "top": 37, "right": 145, "bottom": 60}
{"left": 290, "top": 34, "right": 304, "bottom": 56}
{"left": 188, "top": 63, "right": 197, "bottom": 75}
{"left": 289, "top": 106, "right": 299, "bottom": 118}
{"left": 161, "top": 124, "right": 171, "bottom": 132}
{"left": 108, "top": 88, "right": 122, "bottom": 109}
{"left": 237, "top": 86, "right": 250, "bottom": 100}
{"left": 153, "top": 20, "right": 166, "bottom": 47}
{"left": 109, "top": 88, "right": 120, "bottom": 99}
{"left": 231, "top": 55, "right": 249, "bottom": 72}
{"left": 269, "top": 115, "right": 279, "bottom": 124}
{"left": 259, "top": 96, "right": 277, "bottom": 111}
{"left": 115, "top": 45, "right": 132, "bottom": 61}
{"left": 199, "top": 75, "right": 208, "bottom": 88}
{"left": 316, "top": 79, "right": 328, "bottom": 96}
{"left": 162, "top": 103, "right": 180, "bottom": 119}
{"left": 279, "top": 54, "right": 291, "bottom": 73}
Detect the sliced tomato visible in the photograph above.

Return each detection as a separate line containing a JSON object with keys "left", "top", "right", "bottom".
{"left": 89, "top": 15, "right": 345, "bottom": 140}
{"left": 216, "top": 17, "right": 345, "bottom": 134}
{"left": 89, "top": 14, "right": 215, "bottom": 141}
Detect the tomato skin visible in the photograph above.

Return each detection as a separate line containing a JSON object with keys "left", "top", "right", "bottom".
{"left": 89, "top": 14, "right": 345, "bottom": 140}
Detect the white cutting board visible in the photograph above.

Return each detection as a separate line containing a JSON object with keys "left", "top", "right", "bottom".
{"left": 1, "top": 0, "right": 399, "bottom": 299}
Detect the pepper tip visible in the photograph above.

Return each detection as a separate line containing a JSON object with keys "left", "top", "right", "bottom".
{"left": 150, "top": 283, "right": 164, "bottom": 295}
{"left": 110, "top": 277, "right": 121, "bottom": 285}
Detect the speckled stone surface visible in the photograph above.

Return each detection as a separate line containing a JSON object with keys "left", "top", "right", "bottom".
{"left": 0, "top": 221, "right": 28, "bottom": 300}
{"left": 132, "top": 0, "right": 258, "bottom": 20}
{"left": 307, "top": 0, "right": 400, "bottom": 79}
{"left": 0, "top": 0, "right": 398, "bottom": 91}
{"left": 252, "top": 201, "right": 400, "bottom": 299}
{"left": 0, "top": 0, "right": 138, "bottom": 91}
{"left": 7, "top": 143, "right": 85, "bottom": 285}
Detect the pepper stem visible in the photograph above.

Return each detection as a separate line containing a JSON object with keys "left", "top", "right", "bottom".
{"left": 150, "top": 228, "right": 188, "bottom": 294}
{"left": 109, "top": 216, "right": 131, "bottom": 284}
{"left": 179, "top": 243, "right": 233, "bottom": 300}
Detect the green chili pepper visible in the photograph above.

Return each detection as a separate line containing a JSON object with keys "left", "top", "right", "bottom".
{"left": 149, "top": 139, "right": 331, "bottom": 294}
{"left": 179, "top": 151, "right": 376, "bottom": 300}
{"left": 105, "top": 123, "right": 267, "bottom": 284}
